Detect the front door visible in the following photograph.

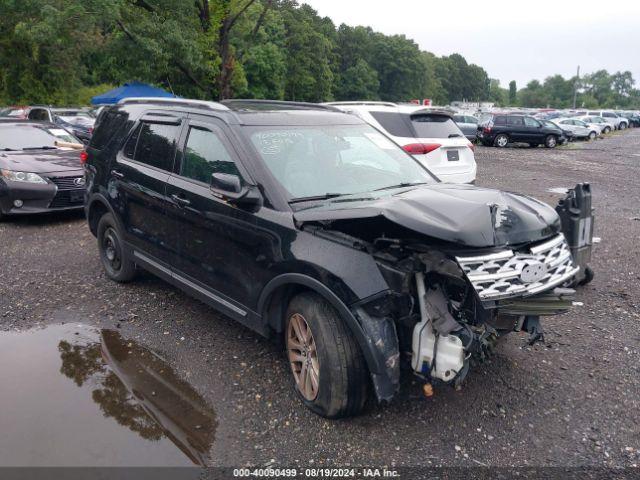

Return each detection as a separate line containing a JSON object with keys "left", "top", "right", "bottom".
{"left": 164, "top": 117, "right": 275, "bottom": 328}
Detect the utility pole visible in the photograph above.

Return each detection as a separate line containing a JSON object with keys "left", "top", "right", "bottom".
{"left": 572, "top": 65, "right": 580, "bottom": 109}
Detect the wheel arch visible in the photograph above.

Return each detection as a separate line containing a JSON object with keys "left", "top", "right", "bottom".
{"left": 258, "top": 273, "right": 383, "bottom": 375}
{"left": 86, "top": 194, "right": 117, "bottom": 237}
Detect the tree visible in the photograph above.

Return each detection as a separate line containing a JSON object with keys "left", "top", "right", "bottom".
{"left": 336, "top": 59, "right": 379, "bottom": 100}
{"left": 508, "top": 80, "right": 517, "bottom": 105}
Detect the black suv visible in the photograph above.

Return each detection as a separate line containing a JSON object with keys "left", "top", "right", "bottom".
{"left": 85, "top": 98, "right": 581, "bottom": 418}
{"left": 478, "top": 113, "right": 566, "bottom": 148}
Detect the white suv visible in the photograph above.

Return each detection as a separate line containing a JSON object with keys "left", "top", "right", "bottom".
{"left": 587, "top": 111, "right": 628, "bottom": 130}
{"left": 325, "top": 102, "right": 477, "bottom": 184}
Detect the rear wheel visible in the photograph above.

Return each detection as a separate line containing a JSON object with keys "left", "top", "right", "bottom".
{"left": 619, "top": 122, "right": 627, "bottom": 130}
{"left": 285, "top": 292, "right": 368, "bottom": 418}
{"left": 588, "top": 131, "right": 597, "bottom": 140}
{"left": 603, "top": 126, "right": 611, "bottom": 134}
{"left": 544, "top": 135, "right": 558, "bottom": 148}
{"left": 97, "top": 213, "right": 136, "bottom": 282}
{"left": 493, "top": 134, "right": 509, "bottom": 148}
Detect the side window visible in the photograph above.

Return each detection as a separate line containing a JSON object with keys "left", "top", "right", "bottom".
{"left": 90, "top": 111, "right": 128, "bottom": 150}
{"left": 493, "top": 115, "right": 507, "bottom": 125}
{"left": 603, "top": 112, "right": 614, "bottom": 118}
{"left": 132, "top": 122, "right": 179, "bottom": 171}
{"left": 181, "top": 126, "right": 239, "bottom": 183}
{"left": 507, "top": 116, "right": 524, "bottom": 126}
{"left": 123, "top": 124, "right": 141, "bottom": 159}
{"left": 28, "top": 109, "right": 49, "bottom": 121}
{"left": 467, "top": 116, "right": 478, "bottom": 123}
{"left": 524, "top": 117, "right": 540, "bottom": 127}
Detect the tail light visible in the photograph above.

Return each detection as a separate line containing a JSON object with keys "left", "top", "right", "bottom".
{"left": 483, "top": 126, "right": 492, "bottom": 133}
{"left": 402, "top": 143, "right": 441, "bottom": 155}
{"left": 89, "top": 127, "right": 94, "bottom": 134}
{"left": 80, "top": 151, "right": 88, "bottom": 165}
{"left": 467, "top": 142, "right": 475, "bottom": 152}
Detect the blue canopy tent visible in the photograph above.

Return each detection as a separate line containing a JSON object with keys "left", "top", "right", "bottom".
{"left": 90, "top": 81, "right": 176, "bottom": 105}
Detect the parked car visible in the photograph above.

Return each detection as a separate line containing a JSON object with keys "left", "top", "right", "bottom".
{"left": 452, "top": 114, "right": 478, "bottom": 142}
{"left": 619, "top": 111, "right": 640, "bottom": 127}
{"left": 552, "top": 118, "right": 599, "bottom": 140}
{"left": 576, "top": 116, "right": 612, "bottom": 134}
{"left": 477, "top": 113, "right": 566, "bottom": 148}
{"left": 85, "top": 98, "right": 580, "bottom": 418}
{"left": 325, "top": 102, "right": 476, "bottom": 184}
{"left": 0, "top": 106, "right": 29, "bottom": 119}
{"left": 0, "top": 121, "right": 86, "bottom": 219}
{"left": 539, "top": 120, "right": 572, "bottom": 143}
{"left": 586, "top": 111, "right": 627, "bottom": 130}
{"left": 27, "top": 106, "right": 95, "bottom": 144}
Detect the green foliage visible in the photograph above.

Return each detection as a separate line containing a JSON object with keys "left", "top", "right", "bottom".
{"left": 0, "top": 0, "right": 638, "bottom": 108}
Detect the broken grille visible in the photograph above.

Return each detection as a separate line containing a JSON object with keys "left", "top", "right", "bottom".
{"left": 455, "top": 234, "right": 579, "bottom": 300}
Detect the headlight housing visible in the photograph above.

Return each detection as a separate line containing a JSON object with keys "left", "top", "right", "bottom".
{"left": 0, "top": 169, "right": 47, "bottom": 184}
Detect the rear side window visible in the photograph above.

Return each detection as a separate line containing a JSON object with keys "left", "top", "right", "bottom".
{"left": 410, "top": 114, "right": 463, "bottom": 138}
{"left": 90, "top": 111, "right": 127, "bottom": 150}
{"left": 128, "top": 122, "right": 178, "bottom": 171}
{"left": 507, "top": 116, "right": 524, "bottom": 126}
{"left": 453, "top": 115, "right": 465, "bottom": 123}
{"left": 369, "top": 112, "right": 413, "bottom": 137}
{"left": 182, "top": 127, "right": 239, "bottom": 183}
{"left": 603, "top": 112, "right": 615, "bottom": 118}
{"left": 493, "top": 115, "right": 507, "bottom": 125}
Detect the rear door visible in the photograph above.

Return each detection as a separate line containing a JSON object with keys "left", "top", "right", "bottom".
{"left": 506, "top": 115, "right": 527, "bottom": 142}
{"left": 111, "top": 112, "right": 181, "bottom": 264}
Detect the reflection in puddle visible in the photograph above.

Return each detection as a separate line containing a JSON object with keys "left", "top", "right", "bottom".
{"left": 0, "top": 324, "right": 216, "bottom": 466}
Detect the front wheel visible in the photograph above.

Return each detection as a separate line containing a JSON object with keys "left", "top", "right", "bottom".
{"left": 588, "top": 131, "right": 597, "bottom": 140}
{"left": 603, "top": 126, "right": 611, "bottom": 134}
{"left": 619, "top": 122, "right": 627, "bottom": 130}
{"left": 493, "top": 134, "right": 509, "bottom": 148}
{"left": 544, "top": 135, "right": 558, "bottom": 148}
{"left": 97, "top": 213, "right": 137, "bottom": 282}
{"left": 285, "top": 292, "right": 368, "bottom": 418}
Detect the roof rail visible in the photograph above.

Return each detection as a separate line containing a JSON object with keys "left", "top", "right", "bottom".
{"left": 117, "top": 97, "right": 229, "bottom": 111}
{"left": 222, "top": 99, "right": 341, "bottom": 112}
{"left": 323, "top": 101, "right": 398, "bottom": 108}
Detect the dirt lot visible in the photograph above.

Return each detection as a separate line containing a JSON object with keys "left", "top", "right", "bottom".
{"left": 1, "top": 130, "right": 639, "bottom": 469}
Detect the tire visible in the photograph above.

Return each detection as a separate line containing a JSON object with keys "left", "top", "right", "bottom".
{"left": 603, "top": 126, "right": 611, "bottom": 134}
{"left": 588, "top": 131, "right": 597, "bottom": 140}
{"left": 285, "top": 292, "right": 368, "bottom": 418}
{"left": 619, "top": 122, "right": 627, "bottom": 130}
{"left": 493, "top": 134, "right": 509, "bottom": 148}
{"left": 97, "top": 213, "right": 136, "bottom": 282}
{"left": 544, "top": 135, "right": 558, "bottom": 148}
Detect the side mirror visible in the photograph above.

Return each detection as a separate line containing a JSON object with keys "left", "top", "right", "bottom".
{"left": 211, "top": 172, "right": 242, "bottom": 195}
{"left": 210, "top": 172, "right": 262, "bottom": 209}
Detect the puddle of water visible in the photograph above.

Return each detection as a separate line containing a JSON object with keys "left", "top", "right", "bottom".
{"left": 0, "top": 324, "right": 216, "bottom": 466}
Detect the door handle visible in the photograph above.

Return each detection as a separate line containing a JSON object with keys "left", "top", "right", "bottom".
{"left": 111, "top": 170, "right": 124, "bottom": 179}
{"left": 171, "top": 194, "right": 191, "bottom": 207}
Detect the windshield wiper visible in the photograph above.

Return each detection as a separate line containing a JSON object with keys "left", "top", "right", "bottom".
{"left": 289, "top": 193, "right": 345, "bottom": 204}
{"left": 22, "top": 146, "right": 58, "bottom": 150}
{"left": 373, "top": 182, "right": 429, "bottom": 192}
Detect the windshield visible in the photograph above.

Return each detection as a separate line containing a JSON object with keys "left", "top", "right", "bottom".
{"left": 410, "top": 114, "right": 463, "bottom": 138}
{"left": 245, "top": 124, "right": 437, "bottom": 200}
{"left": 0, "top": 124, "right": 79, "bottom": 150}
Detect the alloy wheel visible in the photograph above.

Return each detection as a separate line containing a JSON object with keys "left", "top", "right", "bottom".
{"left": 287, "top": 312, "right": 320, "bottom": 401}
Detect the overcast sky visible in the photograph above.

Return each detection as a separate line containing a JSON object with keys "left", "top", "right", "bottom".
{"left": 302, "top": 0, "right": 640, "bottom": 88}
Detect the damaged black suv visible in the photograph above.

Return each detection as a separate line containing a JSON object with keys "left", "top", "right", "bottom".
{"left": 85, "top": 98, "right": 583, "bottom": 418}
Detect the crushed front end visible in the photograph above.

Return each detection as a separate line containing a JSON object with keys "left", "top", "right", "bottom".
{"left": 365, "top": 232, "right": 580, "bottom": 394}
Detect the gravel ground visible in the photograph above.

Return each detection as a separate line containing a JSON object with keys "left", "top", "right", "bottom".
{"left": 0, "top": 130, "right": 639, "bottom": 469}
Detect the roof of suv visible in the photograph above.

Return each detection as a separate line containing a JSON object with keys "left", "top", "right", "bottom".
{"left": 115, "top": 97, "right": 365, "bottom": 126}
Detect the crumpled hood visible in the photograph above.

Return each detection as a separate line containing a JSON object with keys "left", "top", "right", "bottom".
{"left": 0, "top": 149, "right": 83, "bottom": 174}
{"left": 294, "top": 184, "right": 561, "bottom": 248}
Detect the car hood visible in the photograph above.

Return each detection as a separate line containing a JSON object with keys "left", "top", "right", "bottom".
{"left": 0, "top": 149, "right": 83, "bottom": 174}
{"left": 293, "top": 184, "right": 561, "bottom": 248}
